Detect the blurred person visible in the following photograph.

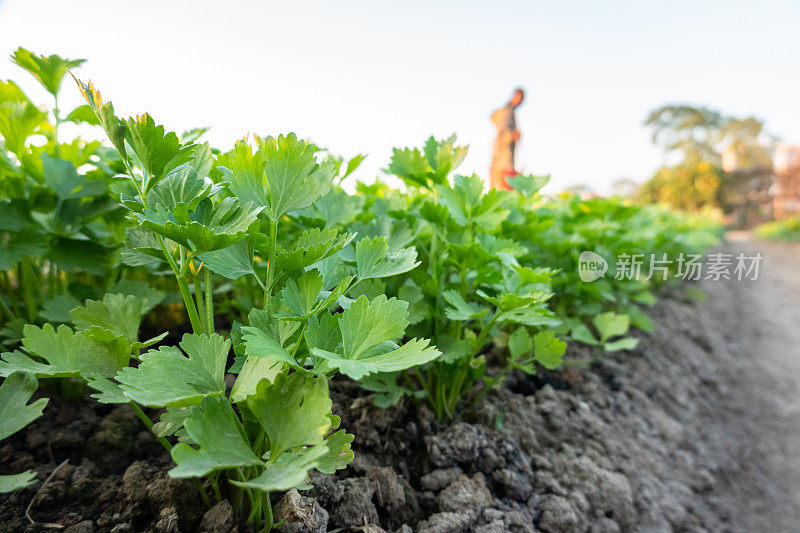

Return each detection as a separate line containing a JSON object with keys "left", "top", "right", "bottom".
{"left": 490, "top": 87, "right": 525, "bottom": 190}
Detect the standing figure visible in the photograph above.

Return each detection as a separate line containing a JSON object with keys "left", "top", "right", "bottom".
{"left": 490, "top": 88, "right": 525, "bottom": 190}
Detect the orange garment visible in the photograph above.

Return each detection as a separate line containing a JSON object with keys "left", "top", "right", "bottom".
{"left": 490, "top": 104, "right": 519, "bottom": 190}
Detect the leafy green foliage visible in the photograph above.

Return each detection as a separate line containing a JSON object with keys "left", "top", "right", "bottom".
{"left": 169, "top": 397, "right": 262, "bottom": 478}
{"left": 11, "top": 48, "right": 84, "bottom": 96}
{"left": 116, "top": 333, "right": 229, "bottom": 407}
{"left": 0, "top": 371, "right": 48, "bottom": 493}
{"left": 0, "top": 63, "right": 723, "bottom": 529}
{"left": 218, "top": 134, "right": 335, "bottom": 221}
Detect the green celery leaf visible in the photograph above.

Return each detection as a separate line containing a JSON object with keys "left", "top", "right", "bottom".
{"left": 169, "top": 397, "right": 262, "bottom": 478}
{"left": 108, "top": 280, "right": 165, "bottom": 315}
{"left": 245, "top": 371, "right": 332, "bottom": 459}
{"left": 533, "top": 332, "right": 566, "bottom": 369}
{"left": 230, "top": 443, "right": 328, "bottom": 492}
{"left": 64, "top": 104, "right": 100, "bottom": 126}
{"left": 125, "top": 113, "right": 194, "bottom": 186}
{"left": 274, "top": 227, "right": 355, "bottom": 273}
{"left": 0, "top": 324, "right": 130, "bottom": 378}
{"left": 146, "top": 167, "right": 219, "bottom": 212}
{"left": 0, "top": 101, "right": 47, "bottom": 155}
{"left": 12, "top": 48, "right": 84, "bottom": 96}
{"left": 39, "top": 295, "right": 81, "bottom": 323}
{"left": 0, "top": 371, "right": 48, "bottom": 440}
{"left": 241, "top": 326, "right": 300, "bottom": 370}
{"left": 508, "top": 328, "right": 532, "bottom": 359}
{"left": 198, "top": 240, "right": 256, "bottom": 281}
{"left": 73, "top": 78, "right": 127, "bottom": 159}
{"left": 593, "top": 312, "right": 630, "bottom": 342}
{"left": 152, "top": 406, "right": 192, "bottom": 439}
{"left": 218, "top": 134, "right": 335, "bottom": 221}
{"left": 278, "top": 271, "right": 325, "bottom": 319}
{"left": 137, "top": 197, "right": 262, "bottom": 254}
{"left": 507, "top": 174, "right": 550, "bottom": 197}
{"left": 70, "top": 293, "right": 142, "bottom": 341}
{"left": 0, "top": 471, "right": 38, "bottom": 494}
{"left": 312, "top": 337, "right": 440, "bottom": 380}
{"left": 571, "top": 324, "right": 599, "bottom": 345}
{"left": 442, "top": 291, "right": 488, "bottom": 321}
{"left": 353, "top": 236, "right": 419, "bottom": 280}
{"left": 41, "top": 154, "right": 86, "bottom": 199}
{"left": 339, "top": 295, "right": 407, "bottom": 359}
{"left": 116, "top": 333, "right": 229, "bottom": 407}
{"left": 604, "top": 337, "right": 639, "bottom": 352}
{"left": 229, "top": 356, "right": 283, "bottom": 403}
{"left": 86, "top": 374, "right": 129, "bottom": 404}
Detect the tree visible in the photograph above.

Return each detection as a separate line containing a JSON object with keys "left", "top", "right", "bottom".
{"left": 644, "top": 105, "right": 723, "bottom": 163}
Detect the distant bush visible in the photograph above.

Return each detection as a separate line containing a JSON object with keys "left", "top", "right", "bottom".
{"left": 755, "top": 216, "right": 800, "bottom": 241}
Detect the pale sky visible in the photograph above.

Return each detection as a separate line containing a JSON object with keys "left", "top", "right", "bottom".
{"left": 1, "top": 0, "right": 799, "bottom": 194}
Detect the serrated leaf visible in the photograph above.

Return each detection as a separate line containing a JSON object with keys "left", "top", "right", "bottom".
{"left": 169, "top": 397, "right": 262, "bottom": 478}
{"left": 146, "top": 166, "right": 218, "bottom": 212}
{"left": 116, "top": 333, "right": 229, "bottom": 407}
{"left": 278, "top": 271, "right": 325, "bottom": 319}
{"left": 126, "top": 113, "right": 194, "bottom": 187}
{"left": 12, "top": 47, "right": 84, "bottom": 96}
{"left": 0, "top": 471, "right": 38, "bottom": 494}
{"left": 230, "top": 356, "right": 283, "bottom": 403}
{"left": 39, "top": 294, "right": 81, "bottom": 322}
{"left": 274, "top": 227, "right": 355, "bottom": 273}
{"left": 593, "top": 312, "right": 630, "bottom": 342}
{"left": 73, "top": 77, "right": 127, "bottom": 159}
{"left": 219, "top": 134, "right": 335, "bottom": 221}
{"left": 353, "top": 236, "right": 419, "bottom": 280}
{"left": 533, "top": 331, "right": 566, "bottom": 369}
{"left": 0, "top": 324, "right": 130, "bottom": 378}
{"left": 571, "top": 324, "right": 598, "bottom": 345}
{"left": 604, "top": 337, "right": 639, "bottom": 352}
{"left": 241, "top": 326, "right": 300, "bottom": 370}
{"left": 507, "top": 174, "right": 550, "bottom": 197}
{"left": 339, "top": 295, "right": 408, "bottom": 359}
{"left": 0, "top": 101, "right": 47, "bottom": 155}
{"left": 508, "top": 328, "right": 532, "bottom": 359}
{"left": 41, "top": 154, "right": 86, "bottom": 199}
{"left": 0, "top": 371, "right": 48, "bottom": 441}
{"left": 70, "top": 293, "right": 142, "bottom": 341}
{"left": 312, "top": 337, "right": 440, "bottom": 380}
{"left": 137, "top": 198, "right": 262, "bottom": 254}
{"left": 108, "top": 280, "right": 165, "bottom": 315}
{"left": 64, "top": 104, "right": 99, "bottom": 126}
{"left": 230, "top": 443, "right": 328, "bottom": 492}
{"left": 246, "top": 372, "right": 332, "bottom": 459}
{"left": 442, "top": 291, "right": 488, "bottom": 321}
{"left": 152, "top": 406, "right": 193, "bottom": 439}
{"left": 198, "top": 240, "right": 256, "bottom": 281}
{"left": 86, "top": 374, "right": 129, "bottom": 404}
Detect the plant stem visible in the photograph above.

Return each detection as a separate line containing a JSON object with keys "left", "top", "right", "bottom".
{"left": 20, "top": 258, "right": 38, "bottom": 322}
{"left": 0, "top": 291, "right": 16, "bottom": 322}
{"left": 204, "top": 266, "right": 214, "bottom": 334}
{"left": 160, "top": 239, "right": 203, "bottom": 334}
{"left": 264, "top": 219, "right": 278, "bottom": 306}
{"left": 194, "top": 273, "right": 207, "bottom": 335}
{"left": 120, "top": 160, "right": 204, "bottom": 334}
{"left": 129, "top": 402, "right": 172, "bottom": 452}
{"left": 53, "top": 93, "right": 60, "bottom": 156}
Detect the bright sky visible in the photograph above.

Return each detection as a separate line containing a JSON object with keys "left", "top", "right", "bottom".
{"left": 1, "top": 0, "right": 799, "bottom": 194}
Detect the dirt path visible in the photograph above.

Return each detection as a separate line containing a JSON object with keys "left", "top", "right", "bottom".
{"left": 703, "top": 235, "right": 800, "bottom": 531}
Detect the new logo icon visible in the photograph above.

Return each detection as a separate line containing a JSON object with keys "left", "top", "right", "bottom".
{"left": 578, "top": 251, "right": 608, "bottom": 282}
